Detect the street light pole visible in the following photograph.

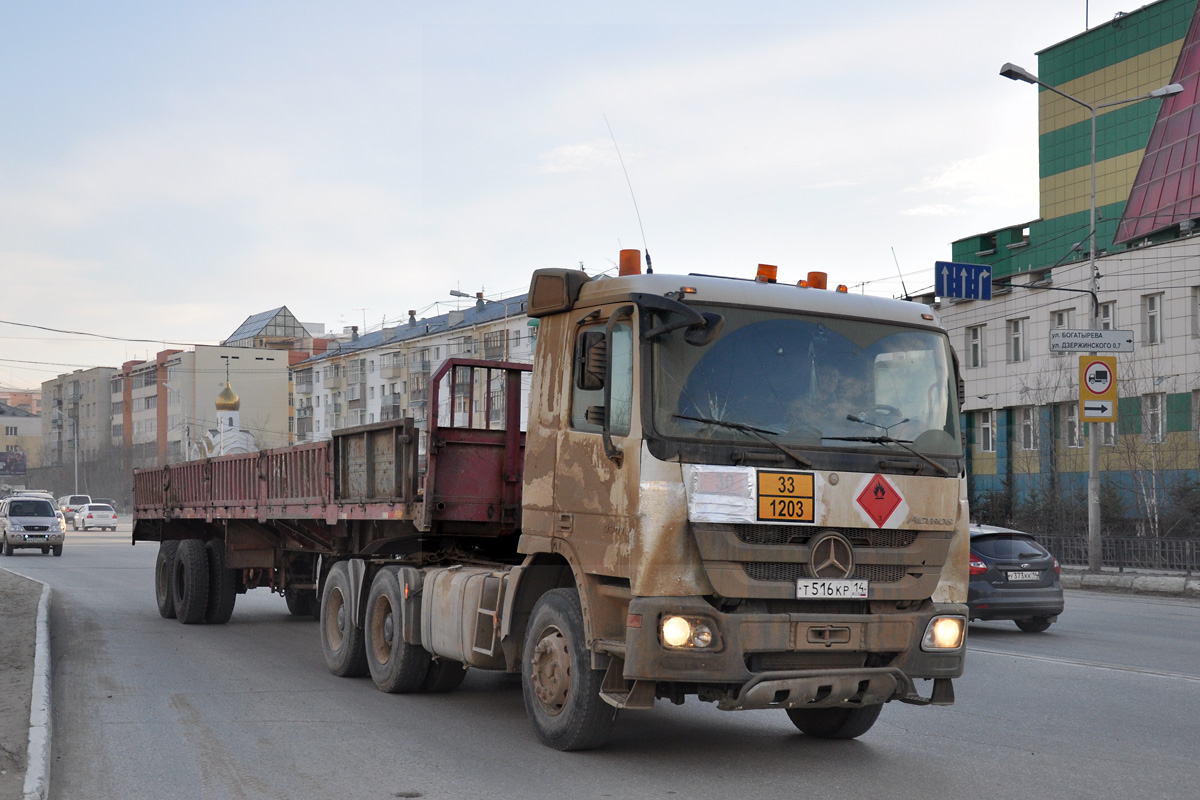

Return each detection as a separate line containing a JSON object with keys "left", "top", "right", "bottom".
{"left": 72, "top": 417, "right": 79, "bottom": 494}
{"left": 1000, "top": 63, "right": 1182, "bottom": 573}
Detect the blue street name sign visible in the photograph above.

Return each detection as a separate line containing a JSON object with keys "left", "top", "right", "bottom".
{"left": 934, "top": 261, "right": 992, "bottom": 301}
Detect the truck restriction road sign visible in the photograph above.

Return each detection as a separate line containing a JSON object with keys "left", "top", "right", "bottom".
{"left": 1079, "top": 355, "right": 1117, "bottom": 422}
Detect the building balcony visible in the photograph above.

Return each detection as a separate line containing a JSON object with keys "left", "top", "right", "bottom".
{"left": 296, "top": 406, "right": 314, "bottom": 418}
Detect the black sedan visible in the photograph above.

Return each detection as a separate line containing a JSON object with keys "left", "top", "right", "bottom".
{"left": 968, "top": 524, "right": 1064, "bottom": 632}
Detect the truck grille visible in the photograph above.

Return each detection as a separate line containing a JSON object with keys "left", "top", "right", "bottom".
{"left": 743, "top": 563, "right": 908, "bottom": 583}
{"left": 733, "top": 525, "right": 917, "bottom": 549}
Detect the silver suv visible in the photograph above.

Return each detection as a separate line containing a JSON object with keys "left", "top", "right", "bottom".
{"left": 2, "top": 496, "right": 65, "bottom": 556}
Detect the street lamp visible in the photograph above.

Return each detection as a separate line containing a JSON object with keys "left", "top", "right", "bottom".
{"left": 1000, "top": 62, "right": 1183, "bottom": 572}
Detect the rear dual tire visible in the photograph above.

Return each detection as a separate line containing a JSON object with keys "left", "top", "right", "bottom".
{"left": 159, "top": 539, "right": 238, "bottom": 624}
{"left": 321, "top": 561, "right": 369, "bottom": 677}
{"left": 365, "top": 567, "right": 430, "bottom": 693}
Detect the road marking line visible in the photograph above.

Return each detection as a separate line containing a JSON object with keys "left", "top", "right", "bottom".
{"left": 970, "top": 646, "right": 1200, "bottom": 683}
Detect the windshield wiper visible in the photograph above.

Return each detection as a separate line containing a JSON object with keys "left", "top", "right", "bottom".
{"left": 674, "top": 414, "right": 813, "bottom": 468}
{"left": 824, "top": 416, "right": 948, "bottom": 476}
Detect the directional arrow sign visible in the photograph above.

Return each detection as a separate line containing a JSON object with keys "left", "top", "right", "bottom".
{"left": 934, "top": 261, "right": 992, "bottom": 301}
{"left": 1049, "top": 329, "right": 1135, "bottom": 353}
{"left": 1080, "top": 355, "right": 1118, "bottom": 422}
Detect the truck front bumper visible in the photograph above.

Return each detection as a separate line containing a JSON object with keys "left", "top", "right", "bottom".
{"left": 621, "top": 595, "right": 966, "bottom": 710}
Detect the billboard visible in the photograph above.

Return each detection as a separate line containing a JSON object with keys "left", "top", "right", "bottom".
{"left": 0, "top": 451, "right": 27, "bottom": 476}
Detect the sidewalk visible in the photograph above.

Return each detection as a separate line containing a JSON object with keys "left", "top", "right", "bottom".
{"left": 0, "top": 567, "right": 51, "bottom": 800}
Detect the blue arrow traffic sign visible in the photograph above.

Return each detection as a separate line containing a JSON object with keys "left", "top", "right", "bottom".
{"left": 935, "top": 261, "right": 992, "bottom": 301}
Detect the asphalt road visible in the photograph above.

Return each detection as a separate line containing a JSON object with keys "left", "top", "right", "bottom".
{"left": 8, "top": 523, "right": 1200, "bottom": 800}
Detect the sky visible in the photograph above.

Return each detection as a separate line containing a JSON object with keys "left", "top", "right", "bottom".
{"left": 0, "top": 0, "right": 1150, "bottom": 392}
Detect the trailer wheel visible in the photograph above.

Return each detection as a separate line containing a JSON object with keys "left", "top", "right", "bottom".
{"left": 204, "top": 540, "right": 238, "bottom": 624}
{"left": 786, "top": 704, "right": 883, "bottom": 739}
{"left": 172, "top": 539, "right": 210, "bottom": 625}
{"left": 521, "top": 588, "right": 616, "bottom": 751}
{"left": 321, "top": 562, "right": 368, "bottom": 677}
{"left": 156, "top": 541, "right": 180, "bottom": 619}
{"left": 421, "top": 658, "right": 467, "bottom": 693}
{"left": 365, "top": 567, "right": 430, "bottom": 693}
{"left": 285, "top": 589, "right": 319, "bottom": 620}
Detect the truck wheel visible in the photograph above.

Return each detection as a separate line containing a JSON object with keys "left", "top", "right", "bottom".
{"left": 1, "top": 537, "right": 9, "bottom": 556}
{"left": 421, "top": 658, "right": 467, "bottom": 693}
{"left": 786, "top": 704, "right": 883, "bottom": 739}
{"left": 321, "top": 562, "right": 368, "bottom": 677}
{"left": 365, "top": 567, "right": 430, "bottom": 692}
{"left": 52, "top": 545, "right": 63, "bottom": 557}
{"left": 285, "top": 589, "right": 319, "bottom": 620}
{"left": 42, "top": 546, "right": 50, "bottom": 554}
{"left": 172, "top": 539, "right": 210, "bottom": 625}
{"left": 204, "top": 540, "right": 238, "bottom": 624}
{"left": 155, "top": 541, "right": 180, "bottom": 619}
{"left": 1015, "top": 617, "right": 1052, "bottom": 633}
{"left": 521, "top": 588, "right": 616, "bottom": 751}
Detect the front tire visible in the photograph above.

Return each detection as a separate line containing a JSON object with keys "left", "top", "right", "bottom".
{"left": 172, "top": 539, "right": 210, "bottom": 624}
{"left": 155, "top": 541, "right": 180, "bottom": 619}
{"left": 1015, "top": 617, "right": 1052, "bottom": 633}
{"left": 320, "top": 561, "right": 368, "bottom": 677}
{"left": 204, "top": 540, "right": 238, "bottom": 624}
{"left": 521, "top": 588, "right": 616, "bottom": 751}
{"left": 365, "top": 567, "right": 430, "bottom": 693}
{"left": 786, "top": 704, "right": 883, "bottom": 739}
{"left": 52, "top": 545, "right": 63, "bottom": 557}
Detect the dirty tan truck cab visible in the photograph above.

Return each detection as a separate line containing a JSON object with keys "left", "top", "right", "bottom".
{"left": 512, "top": 258, "right": 967, "bottom": 747}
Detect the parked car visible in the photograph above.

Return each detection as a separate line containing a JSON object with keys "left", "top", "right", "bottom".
{"left": 968, "top": 524, "right": 1064, "bottom": 632}
{"left": 57, "top": 494, "right": 91, "bottom": 523}
{"left": 1, "top": 496, "right": 65, "bottom": 556}
{"left": 74, "top": 503, "right": 118, "bottom": 531}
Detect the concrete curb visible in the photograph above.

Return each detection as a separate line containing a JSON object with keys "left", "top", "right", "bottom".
{"left": 21, "top": 581, "right": 51, "bottom": 800}
{"left": 1061, "top": 568, "right": 1200, "bottom": 598}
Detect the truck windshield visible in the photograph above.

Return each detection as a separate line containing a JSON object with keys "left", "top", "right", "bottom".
{"left": 652, "top": 305, "right": 961, "bottom": 457}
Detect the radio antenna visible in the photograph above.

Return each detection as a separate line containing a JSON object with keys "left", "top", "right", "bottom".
{"left": 604, "top": 113, "right": 652, "bottom": 273}
{"left": 891, "top": 247, "right": 911, "bottom": 300}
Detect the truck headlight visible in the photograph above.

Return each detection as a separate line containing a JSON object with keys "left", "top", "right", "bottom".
{"left": 921, "top": 616, "right": 965, "bottom": 650}
{"left": 9, "top": 523, "right": 23, "bottom": 532}
{"left": 661, "top": 615, "right": 716, "bottom": 649}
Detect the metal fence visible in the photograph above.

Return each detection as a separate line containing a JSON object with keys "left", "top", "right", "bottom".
{"left": 1037, "top": 535, "right": 1199, "bottom": 576}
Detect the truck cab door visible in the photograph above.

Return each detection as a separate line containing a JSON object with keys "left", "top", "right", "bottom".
{"left": 552, "top": 305, "right": 640, "bottom": 580}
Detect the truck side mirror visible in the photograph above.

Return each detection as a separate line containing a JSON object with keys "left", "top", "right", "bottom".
{"left": 575, "top": 331, "right": 607, "bottom": 391}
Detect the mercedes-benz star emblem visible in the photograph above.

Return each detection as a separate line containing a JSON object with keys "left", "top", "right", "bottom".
{"left": 809, "top": 532, "right": 855, "bottom": 579}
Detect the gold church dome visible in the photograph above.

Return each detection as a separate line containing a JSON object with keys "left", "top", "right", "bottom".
{"left": 215, "top": 380, "right": 240, "bottom": 411}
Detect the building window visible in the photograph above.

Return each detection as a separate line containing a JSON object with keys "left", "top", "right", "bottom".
{"left": 369, "top": 386, "right": 375, "bottom": 399}
{"left": 1008, "top": 318, "right": 1027, "bottom": 363}
{"left": 1099, "top": 420, "right": 1116, "bottom": 446}
{"left": 1020, "top": 406, "right": 1039, "bottom": 450}
{"left": 1145, "top": 393, "right": 1165, "bottom": 443}
{"left": 1064, "top": 403, "right": 1081, "bottom": 448}
{"left": 1099, "top": 302, "right": 1115, "bottom": 330}
{"left": 978, "top": 410, "right": 994, "bottom": 452}
{"left": 1192, "top": 288, "right": 1200, "bottom": 337}
{"left": 4, "top": 426, "right": 16, "bottom": 436}
{"left": 968, "top": 326, "right": 985, "bottom": 368}
{"left": 1054, "top": 308, "right": 1073, "bottom": 330}
{"left": 1144, "top": 293, "right": 1163, "bottom": 344}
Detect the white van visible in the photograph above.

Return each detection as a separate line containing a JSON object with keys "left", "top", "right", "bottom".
{"left": 57, "top": 494, "right": 92, "bottom": 522}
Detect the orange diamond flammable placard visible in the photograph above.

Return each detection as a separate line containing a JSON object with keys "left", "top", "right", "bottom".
{"left": 856, "top": 474, "right": 902, "bottom": 528}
